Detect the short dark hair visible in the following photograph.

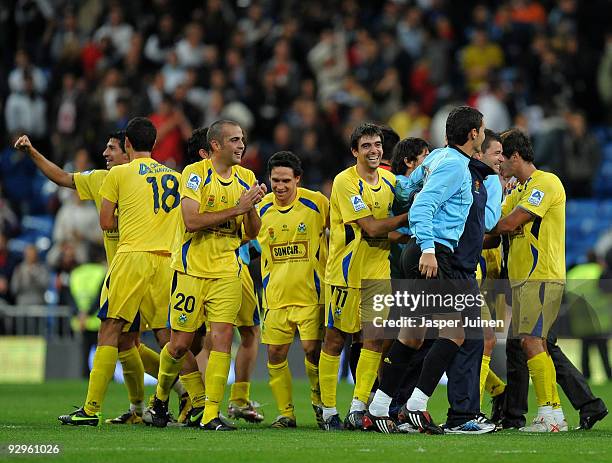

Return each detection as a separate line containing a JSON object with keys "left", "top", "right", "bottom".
{"left": 126, "top": 117, "right": 156, "bottom": 152}
{"left": 500, "top": 128, "right": 534, "bottom": 162}
{"left": 445, "top": 106, "right": 483, "bottom": 146}
{"left": 379, "top": 125, "right": 400, "bottom": 161}
{"left": 108, "top": 130, "right": 126, "bottom": 153}
{"left": 207, "top": 119, "right": 241, "bottom": 148}
{"left": 186, "top": 127, "right": 210, "bottom": 164}
{"left": 481, "top": 128, "right": 501, "bottom": 154}
{"left": 390, "top": 138, "right": 430, "bottom": 175}
{"left": 350, "top": 123, "right": 384, "bottom": 151}
{"left": 267, "top": 151, "right": 303, "bottom": 177}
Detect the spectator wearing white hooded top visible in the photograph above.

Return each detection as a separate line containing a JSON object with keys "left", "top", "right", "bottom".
{"left": 5, "top": 71, "right": 47, "bottom": 139}
{"left": 475, "top": 79, "right": 511, "bottom": 133}
{"left": 307, "top": 28, "right": 348, "bottom": 103}
{"left": 175, "top": 23, "right": 207, "bottom": 69}
{"left": 8, "top": 49, "right": 47, "bottom": 94}
{"left": 93, "top": 5, "right": 133, "bottom": 57}
{"left": 11, "top": 245, "right": 49, "bottom": 306}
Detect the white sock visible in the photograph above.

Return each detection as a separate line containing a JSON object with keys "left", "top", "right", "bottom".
{"left": 349, "top": 398, "right": 366, "bottom": 413}
{"left": 537, "top": 405, "right": 554, "bottom": 417}
{"left": 173, "top": 380, "right": 187, "bottom": 397}
{"left": 553, "top": 407, "right": 565, "bottom": 423}
{"left": 368, "top": 390, "right": 392, "bottom": 417}
{"left": 406, "top": 387, "right": 429, "bottom": 411}
{"left": 322, "top": 406, "right": 338, "bottom": 421}
{"left": 130, "top": 401, "right": 144, "bottom": 415}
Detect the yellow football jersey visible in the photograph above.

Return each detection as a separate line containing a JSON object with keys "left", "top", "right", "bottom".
{"left": 170, "top": 158, "right": 256, "bottom": 278}
{"left": 501, "top": 170, "right": 566, "bottom": 285}
{"left": 476, "top": 246, "right": 502, "bottom": 282}
{"left": 99, "top": 158, "right": 181, "bottom": 254}
{"left": 258, "top": 188, "right": 329, "bottom": 309}
{"left": 74, "top": 169, "right": 119, "bottom": 264}
{"left": 325, "top": 166, "right": 396, "bottom": 288}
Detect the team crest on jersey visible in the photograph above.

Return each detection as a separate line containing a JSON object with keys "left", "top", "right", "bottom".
{"left": 297, "top": 222, "right": 307, "bottom": 233}
{"left": 350, "top": 194, "right": 367, "bottom": 212}
{"left": 187, "top": 173, "right": 201, "bottom": 191}
{"left": 528, "top": 188, "right": 544, "bottom": 206}
{"left": 177, "top": 313, "right": 188, "bottom": 325}
{"left": 474, "top": 180, "right": 480, "bottom": 193}
{"left": 335, "top": 308, "right": 342, "bottom": 317}
{"left": 207, "top": 194, "right": 215, "bottom": 207}
{"left": 139, "top": 164, "right": 152, "bottom": 175}
{"left": 268, "top": 227, "right": 275, "bottom": 241}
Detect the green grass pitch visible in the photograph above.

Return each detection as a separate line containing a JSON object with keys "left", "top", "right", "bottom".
{"left": 1, "top": 379, "right": 611, "bottom": 462}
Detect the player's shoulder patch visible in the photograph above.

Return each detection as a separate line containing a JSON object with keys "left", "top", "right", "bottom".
{"left": 527, "top": 188, "right": 544, "bottom": 206}
{"left": 81, "top": 170, "right": 93, "bottom": 176}
{"left": 186, "top": 172, "right": 202, "bottom": 191}
{"left": 349, "top": 194, "right": 367, "bottom": 212}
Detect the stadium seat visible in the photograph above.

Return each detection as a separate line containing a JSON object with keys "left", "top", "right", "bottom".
{"left": 592, "top": 126, "right": 610, "bottom": 145}
{"left": 603, "top": 143, "right": 612, "bottom": 161}
{"left": 566, "top": 199, "right": 599, "bottom": 218}
{"left": 21, "top": 215, "right": 54, "bottom": 238}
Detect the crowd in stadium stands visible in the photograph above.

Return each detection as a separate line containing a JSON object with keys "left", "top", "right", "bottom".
{"left": 0, "top": 0, "right": 611, "bottom": 307}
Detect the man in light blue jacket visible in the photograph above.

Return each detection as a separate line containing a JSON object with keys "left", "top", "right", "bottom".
{"left": 365, "top": 106, "right": 485, "bottom": 434}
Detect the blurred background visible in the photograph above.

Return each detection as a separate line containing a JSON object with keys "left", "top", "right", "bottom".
{"left": 0, "top": 0, "right": 611, "bottom": 383}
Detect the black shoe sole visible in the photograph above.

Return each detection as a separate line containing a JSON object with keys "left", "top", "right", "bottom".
{"left": 59, "top": 420, "right": 98, "bottom": 426}
{"left": 201, "top": 418, "right": 237, "bottom": 431}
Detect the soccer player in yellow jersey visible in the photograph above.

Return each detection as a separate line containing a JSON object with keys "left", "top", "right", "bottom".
{"left": 319, "top": 123, "right": 407, "bottom": 430}
{"left": 490, "top": 128, "right": 567, "bottom": 432}
{"left": 14, "top": 133, "right": 127, "bottom": 264}
{"left": 257, "top": 151, "right": 329, "bottom": 429}
{"left": 57, "top": 117, "right": 181, "bottom": 426}
{"left": 15, "top": 133, "right": 188, "bottom": 425}
{"left": 151, "top": 120, "right": 266, "bottom": 431}
{"left": 184, "top": 127, "right": 264, "bottom": 424}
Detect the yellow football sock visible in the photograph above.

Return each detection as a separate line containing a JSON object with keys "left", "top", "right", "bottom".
{"left": 479, "top": 355, "right": 491, "bottom": 405}
{"left": 156, "top": 345, "right": 185, "bottom": 402}
{"left": 138, "top": 343, "right": 160, "bottom": 378}
{"left": 84, "top": 345, "right": 118, "bottom": 415}
{"left": 547, "top": 354, "right": 561, "bottom": 408}
{"left": 268, "top": 360, "right": 294, "bottom": 417}
{"left": 179, "top": 371, "right": 206, "bottom": 408}
{"left": 353, "top": 349, "right": 382, "bottom": 404}
{"left": 202, "top": 351, "right": 231, "bottom": 424}
{"left": 304, "top": 358, "right": 321, "bottom": 405}
{"left": 485, "top": 369, "right": 506, "bottom": 398}
{"left": 118, "top": 346, "right": 145, "bottom": 406}
{"left": 229, "top": 382, "right": 250, "bottom": 407}
{"left": 319, "top": 351, "right": 340, "bottom": 408}
{"left": 527, "top": 351, "right": 551, "bottom": 407}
